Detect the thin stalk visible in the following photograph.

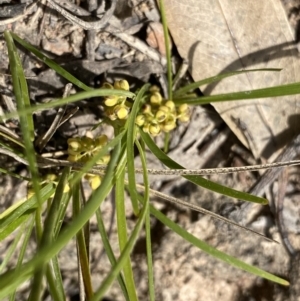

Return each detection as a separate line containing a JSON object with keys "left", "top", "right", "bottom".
{"left": 95, "top": 209, "right": 130, "bottom": 301}
{"left": 73, "top": 179, "right": 94, "bottom": 299}
{"left": 9, "top": 216, "right": 35, "bottom": 301}
{"left": 159, "top": 0, "right": 172, "bottom": 99}
{"left": 116, "top": 167, "right": 138, "bottom": 301}
{"left": 135, "top": 139, "right": 154, "bottom": 301}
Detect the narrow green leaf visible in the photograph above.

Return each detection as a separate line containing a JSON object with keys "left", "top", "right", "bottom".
{"left": 11, "top": 32, "right": 92, "bottom": 92}
{"left": 0, "top": 184, "right": 55, "bottom": 230}
{"left": 150, "top": 205, "right": 289, "bottom": 286}
{"left": 159, "top": 0, "right": 172, "bottom": 98}
{"left": 0, "top": 142, "right": 121, "bottom": 299}
{"left": 140, "top": 130, "right": 267, "bottom": 204}
{"left": 4, "top": 31, "right": 42, "bottom": 213}
{"left": 73, "top": 179, "right": 94, "bottom": 299}
{"left": 174, "top": 81, "right": 300, "bottom": 105}
{"left": 4, "top": 31, "right": 34, "bottom": 140}
{"left": 95, "top": 209, "right": 130, "bottom": 301}
{"left": 46, "top": 256, "right": 66, "bottom": 301}
{"left": 54, "top": 190, "right": 72, "bottom": 237}
{"left": 126, "top": 83, "right": 151, "bottom": 215}
{"left": 9, "top": 216, "right": 35, "bottom": 301}
{"left": 0, "top": 222, "right": 25, "bottom": 273}
{"left": 0, "top": 212, "right": 31, "bottom": 242}
{"left": 174, "top": 68, "right": 281, "bottom": 97}
{"left": 116, "top": 167, "right": 138, "bottom": 301}
{"left": 41, "top": 168, "right": 71, "bottom": 246}
{"left": 135, "top": 139, "right": 154, "bottom": 301}
{"left": 91, "top": 180, "right": 150, "bottom": 301}
{"left": 0, "top": 89, "right": 135, "bottom": 122}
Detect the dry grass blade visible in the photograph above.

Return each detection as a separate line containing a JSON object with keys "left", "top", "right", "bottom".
{"left": 135, "top": 183, "right": 277, "bottom": 243}
{"left": 33, "top": 157, "right": 300, "bottom": 176}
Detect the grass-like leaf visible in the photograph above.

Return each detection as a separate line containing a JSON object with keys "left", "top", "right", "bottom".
{"left": 140, "top": 130, "right": 268, "bottom": 204}
{"left": 174, "top": 81, "right": 300, "bottom": 105}
{"left": 158, "top": 0, "right": 172, "bottom": 98}
{"left": 173, "top": 68, "right": 281, "bottom": 97}
{"left": 0, "top": 184, "right": 55, "bottom": 231}
{"left": 0, "top": 88, "right": 135, "bottom": 122}
{"left": 0, "top": 212, "right": 32, "bottom": 242}
{"left": 10, "top": 32, "right": 92, "bottom": 92}
{"left": 126, "top": 83, "right": 151, "bottom": 215}
{"left": 150, "top": 204, "right": 289, "bottom": 286}
{"left": 135, "top": 139, "right": 155, "bottom": 301}
{"left": 95, "top": 209, "right": 130, "bottom": 301}
{"left": 0, "top": 140, "right": 121, "bottom": 298}
{"left": 91, "top": 175, "right": 150, "bottom": 301}
{"left": 4, "top": 31, "right": 42, "bottom": 217}
{"left": 116, "top": 167, "right": 138, "bottom": 301}
{"left": 73, "top": 179, "right": 93, "bottom": 299}
{"left": 9, "top": 215, "right": 35, "bottom": 301}
{"left": 0, "top": 222, "right": 24, "bottom": 273}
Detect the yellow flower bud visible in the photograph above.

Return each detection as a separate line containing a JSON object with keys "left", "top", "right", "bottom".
{"left": 136, "top": 115, "right": 145, "bottom": 126}
{"left": 27, "top": 188, "right": 35, "bottom": 199}
{"left": 114, "top": 105, "right": 129, "bottom": 120}
{"left": 149, "top": 85, "right": 160, "bottom": 93}
{"left": 149, "top": 123, "right": 161, "bottom": 136}
{"left": 143, "top": 123, "right": 150, "bottom": 134}
{"left": 80, "top": 154, "right": 91, "bottom": 163}
{"left": 81, "top": 136, "right": 94, "bottom": 150}
{"left": 67, "top": 154, "right": 79, "bottom": 162}
{"left": 178, "top": 103, "right": 189, "bottom": 114}
{"left": 46, "top": 174, "right": 57, "bottom": 181}
{"left": 84, "top": 173, "right": 94, "bottom": 180}
{"left": 178, "top": 113, "right": 190, "bottom": 122}
{"left": 156, "top": 110, "right": 167, "bottom": 122}
{"left": 158, "top": 105, "right": 169, "bottom": 113}
{"left": 150, "top": 92, "right": 162, "bottom": 105}
{"left": 114, "top": 80, "right": 130, "bottom": 91}
{"left": 68, "top": 138, "right": 81, "bottom": 151}
{"left": 95, "top": 135, "right": 108, "bottom": 146}
{"left": 142, "top": 104, "right": 152, "bottom": 115}
{"left": 162, "top": 122, "right": 176, "bottom": 132}
{"left": 165, "top": 100, "right": 175, "bottom": 111}
{"left": 104, "top": 95, "right": 119, "bottom": 107}
{"left": 89, "top": 175, "right": 102, "bottom": 190}
{"left": 63, "top": 184, "right": 70, "bottom": 193}
{"left": 97, "top": 154, "right": 110, "bottom": 164}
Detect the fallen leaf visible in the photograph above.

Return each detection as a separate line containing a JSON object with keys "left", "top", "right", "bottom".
{"left": 165, "top": 0, "right": 300, "bottom": 159}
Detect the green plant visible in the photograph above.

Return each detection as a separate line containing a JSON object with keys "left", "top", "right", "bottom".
{"left": 1, "top": 4, "right": 300, "bottom": 300}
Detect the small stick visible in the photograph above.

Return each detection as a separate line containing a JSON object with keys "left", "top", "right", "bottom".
{"left": 44, "top": 0, "right": 167, "bottom": 65}
{"left": 45, "top": 0, "right": 116, "bottom": 30}
{"left": 35, "top": 83, "right": 73, "bottom": 152}
{"left": 0, "top": 2, "right": 38, "bottom": 26}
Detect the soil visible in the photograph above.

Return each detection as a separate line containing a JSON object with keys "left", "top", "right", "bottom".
{"left": 0, "top": 1, "right": 300, "bottom": 301}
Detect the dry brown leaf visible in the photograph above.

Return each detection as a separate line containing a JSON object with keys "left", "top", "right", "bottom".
{"left": 165, "top": 0, "right": 300, "bottom": 159}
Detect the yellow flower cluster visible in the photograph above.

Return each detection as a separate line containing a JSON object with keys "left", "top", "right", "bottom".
{"left": 101, "top": 81, "right": 190, "bottom": 136}
{"left": 27, "top": 174, "right": 70, "bottom": 199}
{"left": 102, "top": 80, "right": 132, "bottom": 121}
{"left": 135, "top": 86, "right": 190, "bottom": 137}
{"left": 67, "top": 135, "right": 110, "bottom": 190}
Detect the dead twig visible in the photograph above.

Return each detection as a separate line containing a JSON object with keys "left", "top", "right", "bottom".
{"left": 45, "top": 0, "right": 116, "bottom": 30}
{"left": 0, "top": 2, "right": 38, "bottom": 26}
